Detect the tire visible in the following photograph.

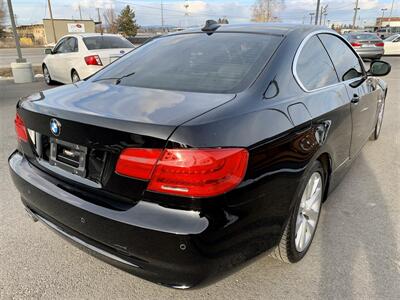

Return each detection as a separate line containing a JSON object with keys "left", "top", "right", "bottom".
{"left": 370, "top": 98, "right": 385, "bottom": 141}
{"left": 71, "top": 70, "right": 80, "bottom": 83}
{"left": 43, "top": 65, "right": 55, "bottom": 85}
{"left": 271, "top": 160, "right": 325, "bottom": 263}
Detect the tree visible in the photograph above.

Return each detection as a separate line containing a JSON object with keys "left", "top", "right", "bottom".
{"left": 117, "top": 5, "right": 139, "bottom": 37}
{"left": 218, "top": 17, "right": 229, "bottom": 24}
{"left": 0, "top": 0, "right": 6, "bottom": 38}
{"left": 251, "top": 0, "right": 284, "bottom": 22}
{"left": 103, "top": 8, "right": 118, "bottom": 34}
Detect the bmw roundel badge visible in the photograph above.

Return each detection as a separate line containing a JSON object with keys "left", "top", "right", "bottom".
{"left": 50, "top": 118, "right": 61, "bottom": 136}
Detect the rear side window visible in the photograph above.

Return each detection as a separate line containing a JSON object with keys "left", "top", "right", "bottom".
{"left": 296, "top": 36, "right": 338, "bottom": 91}
{"left": 83, "top": 36, "right": 134, "bottom": 50}
{"left": 92, "top": 33, "right": 283, "bottom": 94}
{"left": 318, "top": 34, "right": 363, "bottom": 81}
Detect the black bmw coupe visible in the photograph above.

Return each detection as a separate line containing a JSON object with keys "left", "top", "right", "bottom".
{"left": 9, "top": 23, "right": 391, "bottom": 288}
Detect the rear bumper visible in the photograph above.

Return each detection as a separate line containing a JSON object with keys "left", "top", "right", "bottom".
{"left": 8, "top": 151, "right": 279, "bottom": 288}
{"left": 355, "top": 48, "right": 384, "bottom": 58}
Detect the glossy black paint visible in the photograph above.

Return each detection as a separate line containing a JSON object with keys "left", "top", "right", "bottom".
{"left": 9, "top": 24, "right": 388, "bottom": 288}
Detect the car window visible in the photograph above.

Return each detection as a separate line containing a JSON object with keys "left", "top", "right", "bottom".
{"left": 53, "top": 38, "right": 67, "bottom": 53}
{"left": 385, "top": 35, "right": 399, "bottom": 41}
{"left": 350, "top": 33, "right": 380, "bottom": 40}
{"left": 54, "top": 37, "right": 77, "bottom": 54}
{"left": 318, "top": 34, "right": 363, "bottom": 82}
{"left": 296, "top": 35, "right": 339, "bottom": 91}
{"left": 70, "top": 37, "right": 78, "bottom": 52}
{"left": 83, "top": 36, "right": 134, "bottom": 50}
{"left": 92, "top": 33, "right": 283, "bottom": 94}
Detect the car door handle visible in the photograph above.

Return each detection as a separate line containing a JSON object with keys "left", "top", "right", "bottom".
{"left": 351, "top": 94, "right": 360, "bottom": 104}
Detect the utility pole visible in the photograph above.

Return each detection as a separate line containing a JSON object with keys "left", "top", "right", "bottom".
{"left": 352, "top": 0, "right": 360, "bottom": 29}
{"left": 161, "top": 0, "right": 164, "bottom": 32}
{"left": 315, "top": 0, "right": 321, "bottom": 25}
{"left": 320, "top": 5, "right": 328, "bottom": 25}
{"left": 78, "top": 4, "right": 82, "bottom": 20}
{"left": 184, "top": 0, "right": 189, "bottom": 28}
{"left": 323, "top": 13, "right": 328, "bottom": 25}
{"left": 309, "top": 12, "right": 315, "bottom": 25}
{"left": 6, "top": 0, "right": 25, "bottom": 62}
{"left": 47, "top": 0, "right": 57, "bottom": 43}
{"left": 388, "top": 0, "right": 395, "bottom": 28}
{"left": 97, "top": 8, "right": 102, "bottom": 32}
{"left": 380, "top": 8, "right": 387, "bottom": 28}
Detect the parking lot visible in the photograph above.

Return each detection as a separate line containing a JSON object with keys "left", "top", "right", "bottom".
{"left": 0, "top": 56, "right": 399, "bottom": 299}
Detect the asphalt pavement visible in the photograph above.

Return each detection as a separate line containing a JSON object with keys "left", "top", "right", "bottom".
{"left": 0, "top": 48, "right": 45, "bottom": 68}
{"left": 0, "top": 57, "right": 399, "bottom": 299}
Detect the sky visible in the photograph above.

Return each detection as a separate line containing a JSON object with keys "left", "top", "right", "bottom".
{"left": 5, "top": 0, "right": 400, "bottom": 27}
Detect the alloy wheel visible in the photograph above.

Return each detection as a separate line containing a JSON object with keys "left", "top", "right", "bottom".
{"left": 295, "top": 172, "right": 322, "bottom": 252}
{"left": 72, "top": 72, "right": 80, "bottom": 83}
{"left": 43, "top": 67, "right": 50, "bottom": 84}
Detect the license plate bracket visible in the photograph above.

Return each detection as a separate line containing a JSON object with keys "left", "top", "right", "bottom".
{"left": 49, "top": 138, "right": 87, "bottom": 177}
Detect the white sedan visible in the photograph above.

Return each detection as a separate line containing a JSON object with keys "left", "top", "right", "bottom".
{"left": 384, "top": 34, "right": 400, "bottom": 55}
{"left": 42, "top": 33, "right": 134, "bottom": 85}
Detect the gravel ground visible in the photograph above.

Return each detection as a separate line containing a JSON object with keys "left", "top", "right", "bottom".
{"left": 0, "top": 57, "right": 399, "bottom": 299}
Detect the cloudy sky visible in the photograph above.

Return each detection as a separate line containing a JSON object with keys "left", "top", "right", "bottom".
{"left": 6, "top": 0, "right": 400, "bottom": 27}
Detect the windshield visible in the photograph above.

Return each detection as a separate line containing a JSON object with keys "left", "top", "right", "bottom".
{"left": 385, "top": 35, "right": 399, "bottom": 41}
{"left": 83, "top": 36, "right": 134, "bottom": 50}
{"left": 91, "top": 33, "right": 282, "bottom": 93}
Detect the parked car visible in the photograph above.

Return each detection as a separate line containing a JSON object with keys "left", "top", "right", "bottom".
{"left": 384, "top": 33, "right": 400, "bottom": 55}
{"left": 42, "top": 33, "right": 134, "bottom": 85}
{"left": 344, "top": 32, "right": 385, "bottom": 59}
{"left": 376, "top": 27, "right": 394, "bottom": 39}
{"left": 10, "top": 23, "right": 390, "bottom": 289}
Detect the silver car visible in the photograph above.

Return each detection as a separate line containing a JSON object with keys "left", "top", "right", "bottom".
{"left": 344, "top": 32, "right": 384, "bottom": 59}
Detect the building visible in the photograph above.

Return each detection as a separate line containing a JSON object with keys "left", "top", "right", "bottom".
{"left": 16, "top": 24, "right": 46, "bottom": 45}
{"left": 43, "top": 19, "right": 96, "bottom": 44}
{"left": 376, "top": 17, "right": 400, "bottom": 28}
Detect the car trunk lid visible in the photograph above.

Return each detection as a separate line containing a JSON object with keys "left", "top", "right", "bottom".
{"left": 18, "top": 81, "right": 235, "bottom": 203}
{"left": 88, "top": 48, "right": 134, "bottom": 66}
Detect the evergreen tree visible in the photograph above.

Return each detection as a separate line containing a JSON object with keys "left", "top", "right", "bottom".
{"left": 117, "top": 5, "right": 139, "bottom": 37}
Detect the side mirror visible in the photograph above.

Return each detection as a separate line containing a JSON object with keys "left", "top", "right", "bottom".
{"left": 368, "top": 60, "right": 391, "bottom": 77}
{"left": 44, "top": 48, "right": 53, "bottom": 55}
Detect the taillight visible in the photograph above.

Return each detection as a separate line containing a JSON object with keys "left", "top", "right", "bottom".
{"left": 375, "top": 42, "right": 384, "bottom": 47}
{"left": 15, "top": 113, "right": 28, "bottom": 142}
{"left": 84, "top": 55, "right": 102, "bottom": 66}
{"left": 149, "top": 148, "right": 248, "bottom": 197}
{"left": 116, "top": 148, "right": 162, "bottom": 180}
{"left": 116, "top": 148, "right": 249, "bottom": 197}
{"left": 351, "top": 42, "right": 362, "bottom": 47}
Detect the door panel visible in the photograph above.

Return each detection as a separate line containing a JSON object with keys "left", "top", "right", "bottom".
{"left": 317, "top": 33, "right": 378, "bottom": 158}
{"left": 346, "top": 78, "right": 379, "bottom": 157}
{"left": 46, "top": 37, "right": 67, "bottom": 82}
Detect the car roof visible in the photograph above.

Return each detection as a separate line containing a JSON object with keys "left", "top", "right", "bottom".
{"left": 169, "top": 23, "right": 330, "bottom": 38}
{"left": 62, "top": 33, "right": 125, "bottom": 39}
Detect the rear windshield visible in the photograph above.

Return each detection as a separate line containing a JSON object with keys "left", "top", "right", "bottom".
{"left": 83, "top": 36, "right": 134, "bottom": 50}
{"left": 385, "top": 34, "right": 399, "bottom": 41}
{"left": 350, "top": 33, "right": 380, "bottom": 40}
{"left": 91, "top": 33, "right": 282, "bottom": 93}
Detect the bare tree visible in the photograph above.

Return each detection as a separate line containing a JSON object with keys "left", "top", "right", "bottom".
{"left": 251, "top": 0, "right": 284, "bottom": 22}
{"left": 0, "top": 0, "right": 6, "bottom": 38}
{"left": 103, "top": 8, "right": 118, "bottom": 34}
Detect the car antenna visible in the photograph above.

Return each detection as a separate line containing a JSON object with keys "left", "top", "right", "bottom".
{"left": 201, "top": 20, "right": 221, "bottom": 35}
